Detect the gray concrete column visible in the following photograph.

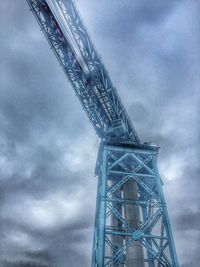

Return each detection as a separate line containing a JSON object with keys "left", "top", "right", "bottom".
{"left": 123, "top": 180, "right": 145, "bottom": 267}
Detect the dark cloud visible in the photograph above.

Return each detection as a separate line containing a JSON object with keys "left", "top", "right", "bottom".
{"left": 175, "top": 209, "right": 200, "bottom": 231}
{"left": 0, "top": 0, "right": 199, "bottom": 266}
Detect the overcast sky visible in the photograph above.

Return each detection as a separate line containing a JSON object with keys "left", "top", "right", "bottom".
{"left": 0, "top": 0, "right": 199, "bottom": 266}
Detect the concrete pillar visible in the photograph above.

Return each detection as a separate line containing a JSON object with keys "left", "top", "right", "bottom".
{"left": 123, "top": 180, "right": 145, "bottom": 267}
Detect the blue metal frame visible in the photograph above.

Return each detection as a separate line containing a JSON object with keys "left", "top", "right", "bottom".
{"left": 93, "top": 144, "right": 179, "bottom": 267}
{"left": 26, "top": 0, "right": 179, "bottom": 266}
{"left": 26, "top": 0, "right": 140, "bottom": 144}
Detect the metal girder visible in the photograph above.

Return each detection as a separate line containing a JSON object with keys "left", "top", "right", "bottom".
{"left": 47, "top": 0, "right": 141, "bottom": 144}
{"left": 92, "top": 145, "right": 179, "bottom": 267}
{"left": 27, "top": 0, "right": 110, "bottom": 136}
{"left": 27, "top": 0, "right": 141, "bottom": 144}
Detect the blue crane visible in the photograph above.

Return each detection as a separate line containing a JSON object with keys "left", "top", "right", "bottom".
{"left": 26, "top": 0, "right": 179, "bottom": 266}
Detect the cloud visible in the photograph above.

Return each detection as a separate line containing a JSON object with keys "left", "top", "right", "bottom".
{"left": 2, "top": 262, "right": 51, "bottom": 267}
{"left": 0, "top": 0, "right": 199, "bottom": 266}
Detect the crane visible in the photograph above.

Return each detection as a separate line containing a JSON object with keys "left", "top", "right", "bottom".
{"left": 26, "top": 0, "right": 179, "bottom": 266}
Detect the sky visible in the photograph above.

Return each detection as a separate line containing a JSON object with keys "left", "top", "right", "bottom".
{"left": 0, "top": 0, "right": 199, "bottom": 266}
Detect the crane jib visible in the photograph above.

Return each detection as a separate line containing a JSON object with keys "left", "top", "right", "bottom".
{"left": 27, "top": 0, "right": 141, "bottom": 145}
{"left": 45, "top": 0, "right": 89, "bottom": 74}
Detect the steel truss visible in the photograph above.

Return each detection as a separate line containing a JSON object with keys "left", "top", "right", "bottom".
{"left": 26, "top": 0, "right": 179, "bottom": 266}
{"left": 26, "top": 0, "right": 140, "bottom": 144}
{"left": 92, "top": 144, "right": 179, "bottom": 267}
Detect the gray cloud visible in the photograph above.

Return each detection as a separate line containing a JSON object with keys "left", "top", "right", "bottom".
{"left": 0, "top": 0, "right": 199, "bottom": 266}
{"left": 2, "top": 262, "right": 51, "bottom": 267}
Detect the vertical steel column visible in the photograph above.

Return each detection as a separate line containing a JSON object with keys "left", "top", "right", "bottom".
{"left": 153, "top": 157, "right": 179, "bottom": 267}
{"left": 97, "top": 149, "right": 108, "bottom": 266}
{"left": 92, "top": 147, "right": 108, "bottom": 267}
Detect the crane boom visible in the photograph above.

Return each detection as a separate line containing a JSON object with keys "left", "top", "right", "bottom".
{"left": 27, "top": 0, "right": 141, "bottom": 144}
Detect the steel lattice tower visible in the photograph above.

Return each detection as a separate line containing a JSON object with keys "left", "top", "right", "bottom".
{"left": 27, "top": 0, "right": 179, "bottom": 266}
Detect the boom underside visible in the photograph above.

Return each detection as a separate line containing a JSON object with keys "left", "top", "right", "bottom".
{"left": 27, "top": 0, "right": 141, "bottom": 144}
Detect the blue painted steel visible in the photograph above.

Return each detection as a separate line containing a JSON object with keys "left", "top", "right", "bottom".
{"left": 26, "top": 0, "right": 141, "bottom": 144}
{"left": 26, "top": 0, "right": 179, "bottom": 266}
{"left": 93, "top": 144, "right": 179, "bottom": 267}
